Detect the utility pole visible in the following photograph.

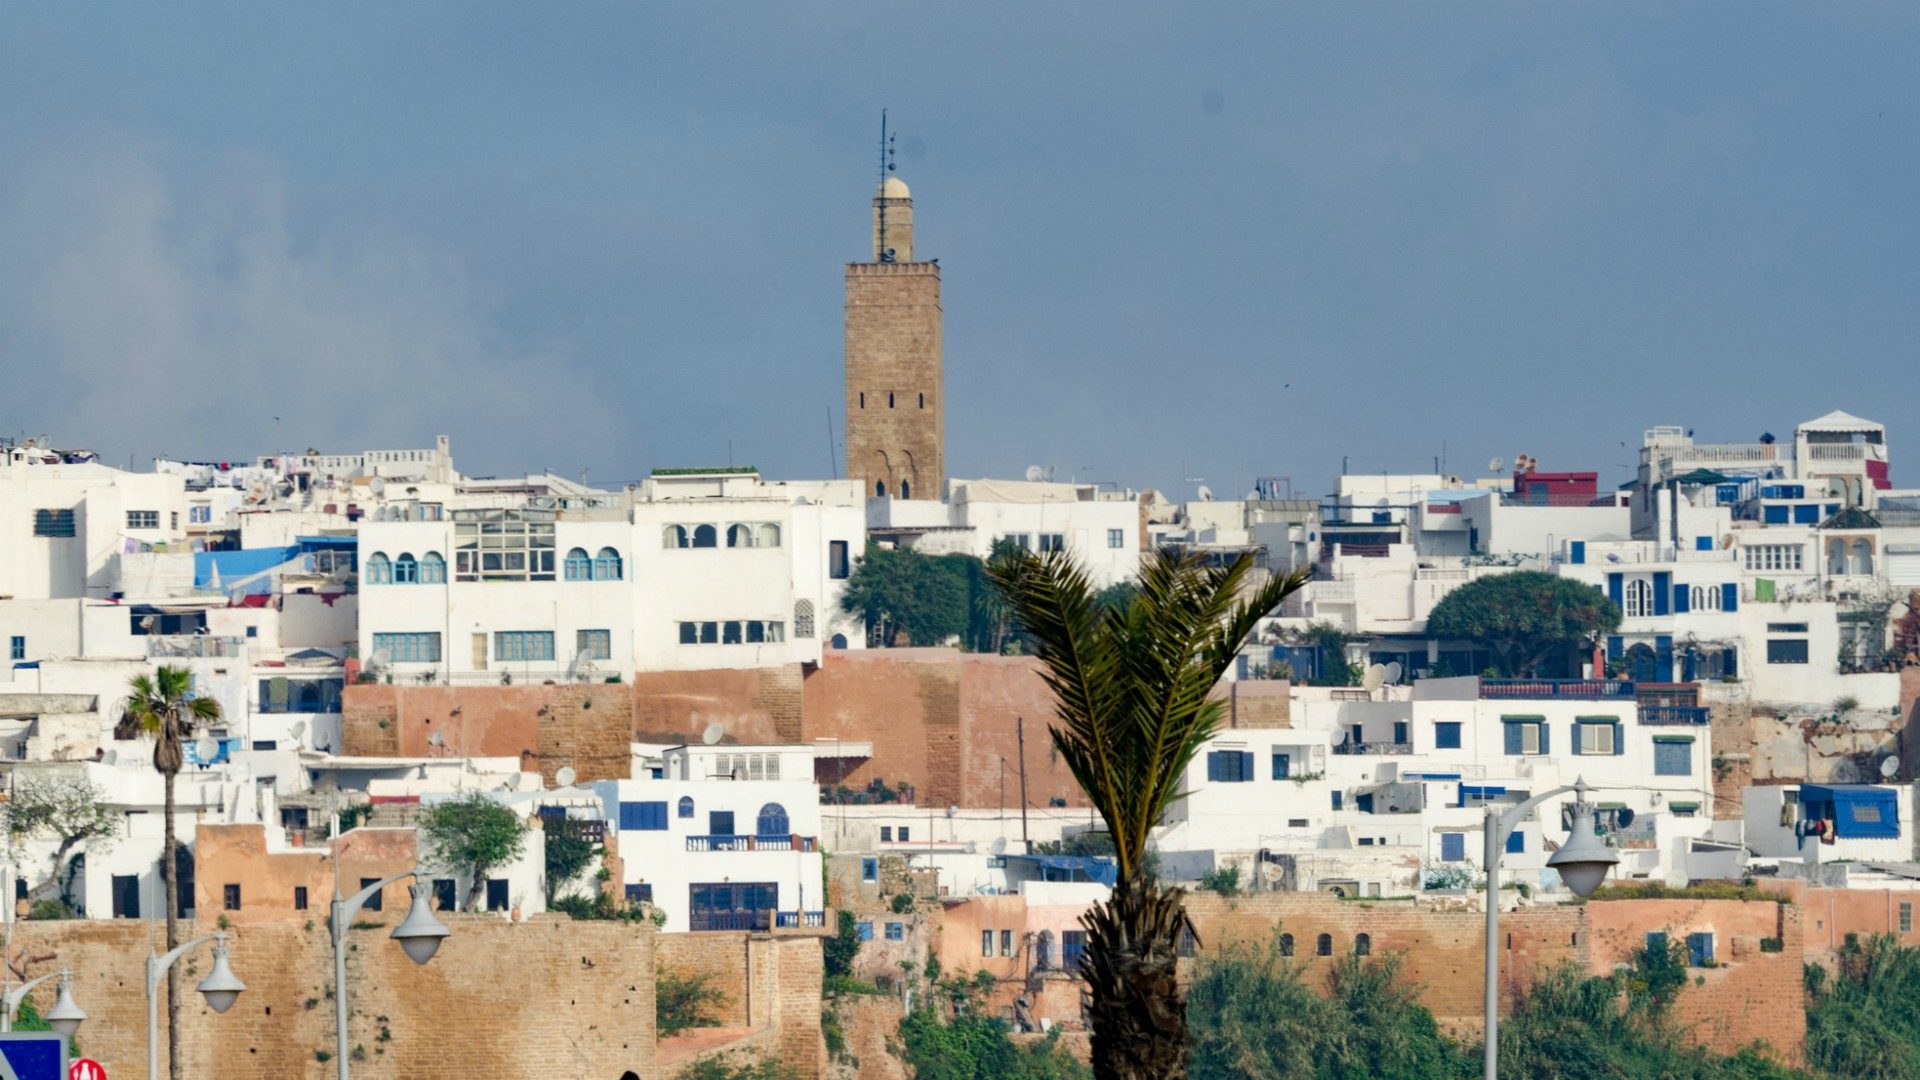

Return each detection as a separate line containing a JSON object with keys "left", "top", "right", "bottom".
{"left": 1016, "top": 716, "right": 1031, "bottom": 854}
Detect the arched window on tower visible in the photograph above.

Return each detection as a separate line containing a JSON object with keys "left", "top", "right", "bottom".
{"left": 888, "top": 392, "right": 895, "bottom": 408}
{"left": 919, "top": 392, "right": 925, "bottom": 409}
{"left": 875, "top": 480, "right": 887, "bottom": 498}
{"left": 900, "top": 481, "right": 911, "bottom": 499}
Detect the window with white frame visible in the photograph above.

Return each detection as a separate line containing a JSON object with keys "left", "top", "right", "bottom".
{"left": 1624, "top": 579, "right": 1652, "bottom": 618}
{"left": 1576, "top": 720, "right": 1616, "bottom": 755}
{"left": 713, "top": 752, "right": 781, "bottom": 780}
{"left": 453, "top": 509, "right": 556, "bottom": 582}
{"left": 127, "top": 510, "right": 159, "bottom": 530}
{"left": 189, "top": 505, "right": 212, "bottom": 524}
{"left": 1038, "top": 533, "right": 1067, "bottom": 553}
{"left": 1108, "top": 528, "right": 1125, "bottom": 549}
{"left": 1743, "top": 544, "right": 1804, "bottom": 572}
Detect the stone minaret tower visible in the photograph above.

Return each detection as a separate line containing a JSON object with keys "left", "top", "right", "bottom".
{"left": 844, "top": 174, "right": 944, "bottom": 500}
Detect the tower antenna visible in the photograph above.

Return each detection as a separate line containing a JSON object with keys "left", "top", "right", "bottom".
{"left": 876, "top": 109, "right": 897, "bottom": 263}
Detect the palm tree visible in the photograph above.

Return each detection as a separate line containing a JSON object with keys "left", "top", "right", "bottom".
{"left": 987, "top": 549, "right": 1306, "bottom": 1079}
{"left": 116, "top": 664, "right": 221, "bottom": 1080}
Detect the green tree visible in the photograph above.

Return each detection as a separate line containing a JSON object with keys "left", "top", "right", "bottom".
{"left": 657, "top": 969, "right": 728, "bottom": 1037}
{"left": 540, "top": 816, "right": 599, "bottom": 904}
{"left": 419, "top": 794, "right": 528, "bottom": 911}
{"left": 987, "top": 548, "right": 1306, "bottom": 1079}
{"left": 899, "top": 976, "right": 1092, "bottom": 1080}
{"left": 1424, "top": 572, "right": 1621, "bottom": 677}
{"left": 4, "top": 771, "right": 120, "bottom": 903}
{"left": 115, "top": 664, "right": 221, "bottom": 1080}
{"left": 840, "top": 543, "right": 972, "bottom": 646}
{"left": 1806, "top": 934, "right": 1920, "bottom": 1079}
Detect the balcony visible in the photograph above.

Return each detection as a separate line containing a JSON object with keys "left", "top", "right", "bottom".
{"left": 687, "top": 909, "right": 828, "bottom": 932}
{"left": 1479, "top": 679, "right": 1634, "bottom": 700}
{"left": 774, "top": 910, "right": 827, "bottom": 929}
{"left": 1640, "top": 706, "right": 1710, "bottom": 725}
{"left": 145, "top": 635, "right": 246, "bottom": 659}
{"left": 1333, "top": 741, "right": 1412, "bottom": 756}
{"left": 685, "top": 834, "right": 819, "bottom": 853}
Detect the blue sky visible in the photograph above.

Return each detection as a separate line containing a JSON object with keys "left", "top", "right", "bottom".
{"left": 3, "top": 4, "right": 1916, "bottom": 497}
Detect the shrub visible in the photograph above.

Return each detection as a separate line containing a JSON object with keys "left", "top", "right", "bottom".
{"left": 1199, "top": 864, "right": 1242, "bottom": 898}
{"left": 656, "top": 970, "right": 727, "bottom": 1037}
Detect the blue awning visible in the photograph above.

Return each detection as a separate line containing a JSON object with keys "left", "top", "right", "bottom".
{"left": 1461, "top": 785, "right": 1508, "bottom": 799}
{"left": 194, "top": 546, "right": 301, "bottom": 593}
{"left": 1800, "top": 784, "right": 1900, "bottom": 840}
{"left": 1002, "top": 854, "right": 1117, "bottom": 886}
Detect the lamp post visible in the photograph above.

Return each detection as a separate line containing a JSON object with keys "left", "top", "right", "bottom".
{"left": 0, "top": 967, "right": 85, "bottom": 1037}
{"left": 1481, "top": 777, "right": 1618, "bottom": 1080}
{"left": 146, "top": 931, "right": 245, "bottom": 1080}
{"left": 331, "top": 871, "right": 450, "bottom": 1080}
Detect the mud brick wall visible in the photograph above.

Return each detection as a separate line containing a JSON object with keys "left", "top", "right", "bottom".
{"left": 8, "top": 915, "right": 656, "bottom": 1079}
{"left": 628, "top": 666, "right": 804, "bottom": 744}
{"left": 341, "top": 683, "right": 630, "bottom": 783}
{"left": 656, "top": 934, "right": 826, "bottom": 1078}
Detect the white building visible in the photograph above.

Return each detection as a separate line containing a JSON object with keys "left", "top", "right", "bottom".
{"left": 596, "top": 743, "right": 825, "bottom": 933}
{"left": 1744, "top": 782, "right": 1914, "bottom": 865}
{"left": 868, "top": 477, "right": 1144, "bottom": 589}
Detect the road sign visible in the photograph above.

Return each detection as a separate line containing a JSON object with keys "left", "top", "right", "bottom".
{"left": 69, "top": 1061, "right": 105, "bottom": 1080}
{"left": 0, "top": 1033, "right": 66, "bottom": 1080}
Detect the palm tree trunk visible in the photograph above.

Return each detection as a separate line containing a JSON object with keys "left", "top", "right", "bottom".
{"left": 1080, "top": 877, "right": 1190, "bottom": 1079}
{"left": 163, "top": 767, "right": 183, "bottom": 1080}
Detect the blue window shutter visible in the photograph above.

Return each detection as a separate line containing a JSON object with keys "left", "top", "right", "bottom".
{"left": 1607, "top": 573, "right": 1623, "bottom": 605}
{"left": 1242, "top": 752, "right": 1256, "bottom": 781}
{"left": 1614, "top": 722, "right": 1625, "bottom": 755}
{"left": 1539, "top": 723, "right": 1550, "bottom": 755}
{"left": 1764, "top": 505, "right": 1788, "bottom": 524}
{"left": 856, "top": 921, "right": 873, "bottom": 941}
{"left": 1724, "top": 648, "right": 1738, "bottom": 677}
{"left": 1206, "top": 752, "right": 1223, "bottom": 782}
{"left": 1652, "top": 573, "right": 1671, "bottom": 616}
{"left": 1505, "top": 830, "right": 1525, "bottom": 854}
{"left": 1504, "top": 723, "right": 1522, "bottom": 755}
{"left": 1722, "top": 583, "right": 1738, "bottom": 612}
{"left": 1440, "top": 833, "right": 1465, "bottom": 862}
{"left": 1673, "top": 585, "right": 1689, "bottom": 613}
{"left": 1607, "top": 635, "right": 1623, "bottom": 661}
{"left": 1570, "top": 541, "right": 1585, "bottom": 564}
{"left": 1655, "top": 636, "right": 1674, "bottom": 682}
{"left": 1695, "top": 536, "right": 1713, "bottom": 551}
{"left": 1331, "top": 791, "right": 1342, "bottom": 810}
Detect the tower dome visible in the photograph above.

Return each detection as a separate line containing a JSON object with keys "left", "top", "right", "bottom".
{"left": 878, "top": 175, "right": 911, "bottom": 200}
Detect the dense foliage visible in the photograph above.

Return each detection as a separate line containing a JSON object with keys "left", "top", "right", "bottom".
{"left": 898, "top": 977, "right": 1092, "bottom": 1080}
{"left": 540, "top": 816, "right": 600, "bottom": 903}
{"left": 823, "top": 909, "right": 862, "bottom": 981}
{"left": 1805, "top": 934, "right": 1920, "bottom": 1078}
{"left": 839, "top": 542, "right": 975, "bottom": 647}
{"left": 1424, "top": 572, "right": 1621, "bottom": 677}
{"left": 676, "top": 1054, "right": 798, "bottom": 1080}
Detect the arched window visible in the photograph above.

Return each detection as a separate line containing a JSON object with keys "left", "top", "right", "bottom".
{"left": 663, "top": 525, "right": 689, "bottom": 549}
{"left": 564, "top": 547, "right": 592, "bottom": 580}
{"left": 419, "top": 551, "right": 446, "bottom": 584}
{"left": 1829, "top": 540, "right": 1848, "bottom": 576}
{"left": 692, "top": 524, "right": 717, "bottom": 548}
{"left": 1316, "top": 933, "right": 1332, "bottom": 957}
{"left": 723, "top": 621, "right": 743, "bottom": 644}
{"left": 727, "top": 524, "right": 754, "bottom": 549}
{"left": 1852, "top": 539, "right": 1873, "bottom": 576}
{"left": 919, "top": 392, "right": 925, "bottom": 409}
{"left": 875, "top": 480, "right": 887, "bottom": 498}
{"left": 677, "top": 796, "right": 694, "bottom": 819}
{"left": 830, "top": 633, "right": 848, "bottom": 649}
{"left": 794, "top": 600, "right": 816, "bottom": 639}
{"left": 1279, "top": 933, "right": 1295, "bottom": 957}
{"left": 888, "top": 392, "right": 895, "bottom": 408}
{"left": 1691, "top": 586, "right": 1705, "bottom": 610}
{"left": 1624, "top": 579, "right": 1651, "bottom": 619}
{"left": 756, "top": 803, "right": 790, "bottom": 837}
{"left": 758, "top": 523, "right": 781, "bottom": 548}
{"left": 365, "top": 552, "right": 392, "bottom": 584}
{"left": 1355, "top": 933, "right": 1371, "bottom": 956}
{"left": 1035, "top": 929, "right": 1053, "bottom": 970}
{"left": 859, "top": 392, "right": 865, "bottom": 409}
{"left": 392, "top": 553, "right": 418, "bottom": 584}
{"left": 900, "top": 481, "right": 911, "bottom": 499}
{"left": 746, "top": 621, "right": 766, "bottom": 644}
{"left": 1178, "top": 925, "right": 1197, "bottom": 957}
{"left": 593, "top": 547, "right": 623, "bottom": 581}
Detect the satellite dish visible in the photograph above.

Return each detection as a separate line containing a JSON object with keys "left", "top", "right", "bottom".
{"left": 1615, "top": 807, "right": 1635, "bottom": 828}
{"left": 1383, "top": 661, "right": 1403, "bottom": 685}
{"left": 1362, "top": 664, "right": 1386, "bottom": 692}
{"left": 965, "top": 841, "right": 978, "bottom": 854}
{"left": 989, "top": 837, "right": 1008, "bottom": 855}
{"left": 101, "top": 750, "right": 118, "bottom": 766}
{"left": 1882, "top": 757, "right": 1900, "bottom": 779}
{"left": 1261, "top": 862, "right": 1284, "bottom": 883}
{"left": 1488, "top": 457, "right": 1505, "bottom": 474}
{"left": 194, "top": 737, "right": 218, "bottom": 762}
{"left": 555, "top": 765, "right": 577, "bottom": 787}
{"left": 289, "top": 720, "right": 307, "bottom": 740}
{"left": 1025, "top": 465, "right": 1044, "bottom": 482}
{"left": 368, "top": 476, "right": 386, "bottom": 495}
{"left": 1196, "top": 485, "right": 1215, "bottom": 502}
{"left": 701, "top": 723, "right": 725, "bottom": 746}
{"left": 427, "top": 731, "right": 445, "bottom": 747}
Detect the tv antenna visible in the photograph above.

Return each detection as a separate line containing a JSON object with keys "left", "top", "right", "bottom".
{"left": 876, "top": 109, "right": 898, "bottom": 263}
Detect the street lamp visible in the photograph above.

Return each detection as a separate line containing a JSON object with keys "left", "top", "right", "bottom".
{"left": 1481, "top": 777, "right": 1618, "bottom": 1080}
{"left": 332, "top": 872, "right": 450, "bottom": 1079}
{"left": 0, "top": 968, "right": 84, "bottom": 1038}
{"left": 146, "top": 931, "right": 246, "bottom": 1080}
